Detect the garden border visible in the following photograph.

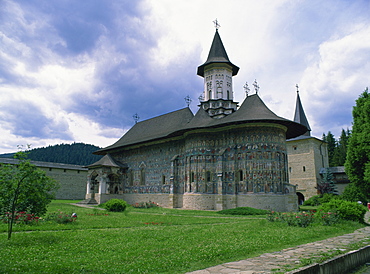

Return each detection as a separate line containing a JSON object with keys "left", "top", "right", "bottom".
{"left": 290, "top": 245, "right": 370, "bottom": 274}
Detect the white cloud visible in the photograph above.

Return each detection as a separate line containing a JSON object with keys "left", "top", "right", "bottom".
{"left": 300, "top": 23, "right": 370, "bottom": 137}
{"left": 1, "top": 0, "right": 370, "bottom": 154}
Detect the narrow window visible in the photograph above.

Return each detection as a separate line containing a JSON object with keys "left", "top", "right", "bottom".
{"left": 239, "top": 170, "right": 243, "bottom": 181}
{"left": 130, "top": 170, "right": 134, "bottom": 186}
{"left": 206, "top": 171, "right": 211, "bottom": 182}
{"left": 140, "top": 168, "right": 145, "bottom": 185}
{"left": 162, "top": 175, "right": 166, "bottom": 185}
{"left": 303, "top": 166, "right": 306, "bottom": 172}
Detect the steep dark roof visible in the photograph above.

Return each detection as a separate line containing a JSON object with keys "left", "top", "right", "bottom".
{"left": 183, "top": 94, "right": 307, "bottom": 138}
{"left": 293, "top": 91, "right": 311, "bottom": 136}
{"left": 96, "top": 94, "right": 308, "bottom": 155}
{"left": 87, "top": 154, "right": 126, "bottom": 168}
{"left": 95, "top": 108, "right": 194, "bottom": 154}
{"left": 197, "top": 30, "right": 239, "bottom": 77}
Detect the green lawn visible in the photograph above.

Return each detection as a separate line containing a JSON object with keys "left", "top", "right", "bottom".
{"left": 0, "top": 200, "right": 366, "bottom": 274}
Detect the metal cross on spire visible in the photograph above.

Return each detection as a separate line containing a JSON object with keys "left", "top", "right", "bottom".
{"left": 296, "top": 84, "right": 299, "bottom": 93}
{"left": 184, "top": 95, "right": 192, "bottom": 107}
{"left": 133, "top": 113, "right": 140, "bottom": 124}
{"left": 213, "top": 19, "right": 220, "bottom": 30}
{"left": 243, "top": 82, "right": 250, "bottom": 97}
{"left": 253, "top": 79, "right": 260, "bottom": 94}
{"left": 198, "top": 93, "right": 204, "bottom": 102}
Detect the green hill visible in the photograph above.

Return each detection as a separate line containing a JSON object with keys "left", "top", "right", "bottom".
{"left": 0, "top": 143, "right": 102, "bottom": 166}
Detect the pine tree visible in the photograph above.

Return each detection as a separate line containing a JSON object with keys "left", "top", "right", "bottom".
{"left": 323, "top": 131, "right": 336, "bottom": 166}
{"left": 345, "top": 87, "right": 370, "bottom": 202}
{"left": 332, "top": 129, "right": 350, "bottom": 166}
{"left": 316, "top": 168, "right": 338, "bottom": 195}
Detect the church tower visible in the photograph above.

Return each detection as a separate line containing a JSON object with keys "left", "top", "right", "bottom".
{"left": 197, "top": 26, "right": 239, "bottom": 119}
{"left": 287, "top": 86, "right": 329, "bottom": 203}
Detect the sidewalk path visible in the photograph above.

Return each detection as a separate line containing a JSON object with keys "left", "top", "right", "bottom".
{"left": 187, "top": 211, "right": 370, "bottom": 274}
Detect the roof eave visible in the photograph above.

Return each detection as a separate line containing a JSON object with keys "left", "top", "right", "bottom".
{"left": 197, "top": 61, "right": 239, "bottom": 77}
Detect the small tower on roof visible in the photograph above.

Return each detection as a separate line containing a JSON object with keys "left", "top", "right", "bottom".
{"left": 197, "top": 20, "right": 240, "bottom": 119}
{"left": 293, "top": 84, "right": 311, "bottom": 136}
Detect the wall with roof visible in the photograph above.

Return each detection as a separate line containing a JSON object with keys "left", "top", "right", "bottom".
{"left": 0, "top": 158, "right": 87, "bottom": 200}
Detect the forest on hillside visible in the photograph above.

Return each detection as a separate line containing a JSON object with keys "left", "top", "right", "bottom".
{"left": 0, "top": 143, "right": 102, "bottom": 166}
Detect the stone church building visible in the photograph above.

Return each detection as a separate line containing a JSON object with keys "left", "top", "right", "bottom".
{"left": 85, "top": 29, "right": 322, "bottom": 212}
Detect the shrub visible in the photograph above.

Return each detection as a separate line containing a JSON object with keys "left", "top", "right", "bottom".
{"left": 266, "top": 211, "right": 315, "bottom": 227}
{"left": 303, "top": 195, "right": 321, "bottom": 206}
{"left": 318, "top": 200, "right": 367, "bottom": 223}
{"left": 303, "top": 194, "right": 338, "bottom": 206}
{"left": 267, "top": 211, "right": 314, "bottom": 227}
{"left": 340, "top": 184, "right": 367, "bottom": 205}
{"left": 218, "top": 207, "right": 269, "bottom": 216}
{"left": 320, "top": 211, "right": 340, "bottom": 226}
{"left": 101, "top": 199, "right": 128, "bottom": 212}
{"left": 45, "top": 212, "right": 76, "bottom": 224}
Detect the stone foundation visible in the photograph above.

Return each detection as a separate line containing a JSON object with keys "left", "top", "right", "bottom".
{"left": 88, "top": 192, "right": 298, "bottom": 212}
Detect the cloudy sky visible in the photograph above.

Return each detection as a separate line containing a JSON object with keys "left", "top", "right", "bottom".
{"left": 1, "top": 0, "right": 369, "bottom": 154}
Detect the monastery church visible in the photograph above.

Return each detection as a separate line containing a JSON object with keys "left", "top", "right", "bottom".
{"left": 85, "top": 28, "right": 328, "bottom": 212}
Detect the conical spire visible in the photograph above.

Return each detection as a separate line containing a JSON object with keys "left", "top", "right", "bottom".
{"left": 197, "top": 30, "right": 239, "bottom": 77}
{"left": 293, "top": 87, "right": 311, "bottom": 136}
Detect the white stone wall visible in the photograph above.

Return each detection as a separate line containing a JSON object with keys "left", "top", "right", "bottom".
{"left": 41, "top": 167, "right": 87, "bottom": 200}
{"left": 182, "top": 194, "right": 216, "bottom": 210}
{"left": 287, "top": 137, "right": 329, "bottom": 200}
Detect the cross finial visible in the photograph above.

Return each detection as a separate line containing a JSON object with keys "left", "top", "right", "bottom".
{"left": 296, "top": 84, "right": 299, "bottom": 93}
{"left": 243, "top": 82, "right": 250, "bottom": 97}
{"left": 184, "top": 95, "right": 192, "bottom": 107}
{"left": 198, "top": 93, "right": 204, "bottom": 102}
{"left": 133, "top": 113, "right": 140, "bottom": 124}
{"left": 253, "top": 79, "right": 260, "bottom": 94}
{"left": 213, "top": 19, "right": 220, "bottom": 30}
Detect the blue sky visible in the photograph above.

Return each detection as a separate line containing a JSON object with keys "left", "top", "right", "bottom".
{"left": 1, "top": 0, "right": 369, "bottom": 153}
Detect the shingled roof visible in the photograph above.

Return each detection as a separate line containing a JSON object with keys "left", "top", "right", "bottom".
{"left": 293, "top": 91, "right": 311, "bottom": 136}
{"left": 87, "top": 154, "right": 126, "bottom": 168}
{"left": 95, "top": 94, "right": 308, "bottom": 155}
{"left": 197, "top": 30, "right": 239, "bottom": 77}
{"left": 182, "top": 94, "right": 307, "bottom": 137}
{"left": 95, "top": 108, "right": 194, "bottom": 154}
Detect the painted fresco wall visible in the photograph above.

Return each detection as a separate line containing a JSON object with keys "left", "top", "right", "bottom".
{"left": 86, "top": 123, "right": 298, "bottom": 211}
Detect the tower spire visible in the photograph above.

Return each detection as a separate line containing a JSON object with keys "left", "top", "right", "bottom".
{"left": 293, "top": 85, "right": 311, "bottom": 136}
{"left": 197, "top": 23, "right": 239, "bottom": 119}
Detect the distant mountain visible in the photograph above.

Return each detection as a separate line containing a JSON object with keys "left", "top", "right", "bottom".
{"left": 0, "top": 143, "right": 103, "bottom": 166}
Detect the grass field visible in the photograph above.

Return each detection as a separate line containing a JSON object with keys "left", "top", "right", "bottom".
{"left": 0, "top": 200, "right": 366, "bottom": 273}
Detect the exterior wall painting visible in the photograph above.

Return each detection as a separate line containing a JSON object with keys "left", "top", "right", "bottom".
{"left": 86, "top": 124, "right": 299, "bottom": 212}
